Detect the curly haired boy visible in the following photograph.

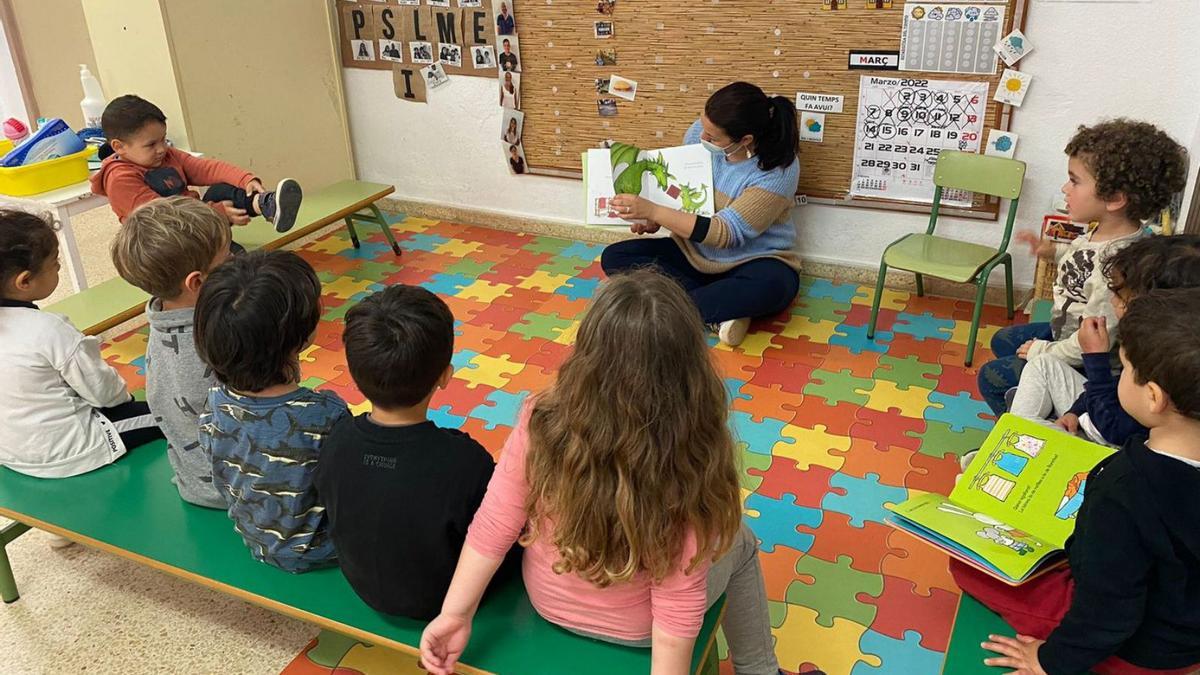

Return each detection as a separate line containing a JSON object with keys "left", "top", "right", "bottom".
{"left": 977, "top": 119, "right": 1187, "bottom": 415}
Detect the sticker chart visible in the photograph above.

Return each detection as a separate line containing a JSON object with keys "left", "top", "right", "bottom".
{"left": 850, "top": 76, "right": 988, "bottom": 206}
{"left": 900, "top": 3, "right": 1005, "bottom": 75}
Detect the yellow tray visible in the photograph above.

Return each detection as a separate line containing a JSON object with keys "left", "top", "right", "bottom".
{"left": 0, "top": 148, "right": 92, "bottom": 196}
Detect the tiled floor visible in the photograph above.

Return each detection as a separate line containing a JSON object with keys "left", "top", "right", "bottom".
{"left": 97, "top": 213, "right": 1018, "bottom": 674}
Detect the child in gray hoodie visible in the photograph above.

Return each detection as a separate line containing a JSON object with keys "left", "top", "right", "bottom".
{"left": 111, "top": 196, "right": 232, "bottom": 508}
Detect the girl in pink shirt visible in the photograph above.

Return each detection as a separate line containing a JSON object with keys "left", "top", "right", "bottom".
{"left": 421, "top": 270, "right": 781, "bottom": 675}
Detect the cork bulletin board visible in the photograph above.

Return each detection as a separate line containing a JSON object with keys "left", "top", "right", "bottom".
{"left": 514, "top": 0, "right": 1028, "bottom": 217}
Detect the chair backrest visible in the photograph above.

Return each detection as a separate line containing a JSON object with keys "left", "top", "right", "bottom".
{"left": 933, "top": 151, "right": 1026, "bottom": 199}
{"left": 926, "top": 151, "right": 1027, "bottom": 253}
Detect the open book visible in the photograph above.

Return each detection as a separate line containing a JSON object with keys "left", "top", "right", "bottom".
{"left": 582, "top": 143, "right": 715, "bottom": 226}
{"left": 886, "top": 414, "right": 1115, "bottom": 585}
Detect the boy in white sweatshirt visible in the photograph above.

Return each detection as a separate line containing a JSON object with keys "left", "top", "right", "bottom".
{"left": 0, "top": 210, "right": 161, "bottom": 478}
{"left": 977, "top": 119, "right": 1187, "bottom": 416}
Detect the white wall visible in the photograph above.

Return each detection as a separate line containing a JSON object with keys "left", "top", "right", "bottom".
{"left": 0, "top": 13, "right": 30, "bottom": 123}
{"left": 344, "top": 1, "right": 1200, "bottom": 287}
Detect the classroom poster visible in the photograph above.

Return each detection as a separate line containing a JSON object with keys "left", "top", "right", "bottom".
{"left": 899, "top": 3, "right": 1005, "bottom": 75}
{"left": 850, "top": 75, "right": 988, "bottom": 207}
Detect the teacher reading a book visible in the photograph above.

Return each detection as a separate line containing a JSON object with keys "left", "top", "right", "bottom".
{"left": 601, "top": 82, "right": 802, "bottom": 347}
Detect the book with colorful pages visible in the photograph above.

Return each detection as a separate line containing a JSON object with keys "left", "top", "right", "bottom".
{"left": 886, "top": 414, "right": 1115, "bottom": 585}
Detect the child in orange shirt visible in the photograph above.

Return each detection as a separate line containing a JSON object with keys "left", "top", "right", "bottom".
{"left": 91, "top": 95, "right": 301, "bottom": 235}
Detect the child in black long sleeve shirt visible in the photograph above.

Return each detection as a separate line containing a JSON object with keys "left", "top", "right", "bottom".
{"left": 957, "top": 289, "right": 1200, "bottom": 675}
{"left": 313, "top": 285, "right": 497, "bottom": 619}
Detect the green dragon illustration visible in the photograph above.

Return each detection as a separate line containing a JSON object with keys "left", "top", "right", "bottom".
{"left": 678, "top": 182, "right": 709, "bottom": 214}
{"left": 609, "top": 142, "right": 674, "bottom": 195}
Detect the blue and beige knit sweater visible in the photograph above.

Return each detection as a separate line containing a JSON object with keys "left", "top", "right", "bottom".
{"left": 676, "top": 119, "right": 801, "bottom": 273}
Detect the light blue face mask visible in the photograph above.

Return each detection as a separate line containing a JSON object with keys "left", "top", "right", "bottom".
{"left": 701, "top": 137, "right": 751, "bottom": 159}
{"left": 700, "top": 137, "right": 738, "bottom": 156}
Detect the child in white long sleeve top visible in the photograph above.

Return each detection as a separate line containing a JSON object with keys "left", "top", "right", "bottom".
{"left": 0, "top": 210, "right": 161, "bottom": 478}
{"left": 976, "top": 119, "right": 1187, "bottom": 416}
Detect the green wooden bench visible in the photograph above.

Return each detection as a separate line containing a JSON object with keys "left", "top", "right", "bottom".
{"left": 942, "top": 594, "right": 1013, "bottom": 674}
{"left": 945, "top": 594, "right": 1108, "bottom": 675}
{"left": 0, "top": 440, "right": 723, "bottom": 674}
{"left": 45, "top": 180, "right": 400, "bottom": 336}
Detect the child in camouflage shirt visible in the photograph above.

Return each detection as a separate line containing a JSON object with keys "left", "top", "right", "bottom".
{"left": 195, "top": 250, "right": 347, "bottom": 573}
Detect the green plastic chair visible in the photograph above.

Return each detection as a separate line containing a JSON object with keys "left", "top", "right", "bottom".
{"left": 866, "top": 151, "right": 1026, "bottom": 366}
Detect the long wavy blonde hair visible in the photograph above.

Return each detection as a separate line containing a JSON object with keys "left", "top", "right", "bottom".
{"left": 522, "top": 269, "right": 742, "bottom": 586}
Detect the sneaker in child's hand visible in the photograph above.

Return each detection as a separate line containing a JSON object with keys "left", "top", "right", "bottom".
{"left": 259, "top": 178, "right": 303, "bottom": 233}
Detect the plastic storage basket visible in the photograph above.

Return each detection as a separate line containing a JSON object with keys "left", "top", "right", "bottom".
{"left": 0, "top": 148, "right": 92, "bottom": 196}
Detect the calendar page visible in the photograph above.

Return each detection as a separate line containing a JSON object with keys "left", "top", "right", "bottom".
{"left": 850, "top": 76, "right": 988, "bottom": 207}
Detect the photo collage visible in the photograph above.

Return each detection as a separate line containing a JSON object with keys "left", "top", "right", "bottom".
{"left": 591, "top": 1, "right": 633, "bottom": 119}
{"left": 495, "top": 0, "right": 526, "bottom": 174}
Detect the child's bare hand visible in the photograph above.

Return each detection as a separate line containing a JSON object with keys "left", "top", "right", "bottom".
{"left": 245, "top": 179, "right": 265, "bottom": 195}
{"left": 1016, "top": 339, "right": 1035, "bottom": 359}
{"left": 982, "top": 634, "right": 1048, "bottom": 675}
{"left": 1056, "top": 413, "right": 1080, "bottom": 434}
{"left": 220, "top": 201, "right": 250, "bottom": 225}
{"left": 1016, "top": 230, "right": 1056, "bottom": 259}
{"left": 1076, "top": 317, "right": 1109, "bottom": 354}
{"left": 630, "top": 221, "right": 661, "bottom": 235}
{"left": 1014, "top": 230, "right": 1040, "bottom": 256}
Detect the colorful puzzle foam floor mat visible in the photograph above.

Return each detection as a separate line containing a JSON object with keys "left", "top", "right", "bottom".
{"left": 101, "top": 213, "right": 1018, "bottom": 675}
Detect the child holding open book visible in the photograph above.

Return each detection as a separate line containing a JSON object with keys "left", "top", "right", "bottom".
{"left": 959, "top": 290, "right": 1200, "bottom": 675}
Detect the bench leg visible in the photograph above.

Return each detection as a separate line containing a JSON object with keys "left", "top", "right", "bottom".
{"left": 345, "top": 206, "right": 403, "bottom": 257}
{"left": 0, "top": 521, "right": 31, "bottom": 603}
{"left": 363, "top": 204, "right": 402, "bottom": 257}
{"left": 343, "top": 217, "right": 361, "bottom": 249}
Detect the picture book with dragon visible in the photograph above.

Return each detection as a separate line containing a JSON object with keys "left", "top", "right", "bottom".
{"left": 582, "top": 142, "right": 715, "bottom": 226}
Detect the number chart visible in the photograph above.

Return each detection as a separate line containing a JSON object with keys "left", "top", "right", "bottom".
{"left": 850, "top": 76, "right": 987, "bottom": 206}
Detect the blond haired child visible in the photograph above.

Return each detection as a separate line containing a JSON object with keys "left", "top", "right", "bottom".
{"left": 112, "top": 197, "right": 232, "bottom": 507}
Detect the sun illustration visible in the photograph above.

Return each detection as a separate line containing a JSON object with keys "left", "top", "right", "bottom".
{"left": 1005, "top": 77, "right": 1023, "bottom": 92}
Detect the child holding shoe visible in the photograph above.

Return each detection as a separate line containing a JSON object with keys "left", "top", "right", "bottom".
{"left": 92, "top": 95, "right": 302, "bottom": 235}
{"left": 314, "top": 285, "right": 498, "bottom": 620}
{"left": 111, "top": 197, "right": 233, "bottom": 508}
{"left": 0, "top": 210, "right": 161, "bottom": 477}
{"left": 961, "top": 289, "right": 1200, "bottom": 675}
{"left": 420, "top": 270, "right": 780, "bottom": 675}
{"left": 977, "top": 119, "right": 1187, "bottom": 415}
{"left": 195, "top": 250, "right": 347, "bottom": 573}
{"left": 1009, "top": 235, "right": 1200, "bottom": 447}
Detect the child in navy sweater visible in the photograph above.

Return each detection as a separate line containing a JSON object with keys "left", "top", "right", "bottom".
{"left": 1010, "top": 235, "right": 1200, "bottom": 446}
